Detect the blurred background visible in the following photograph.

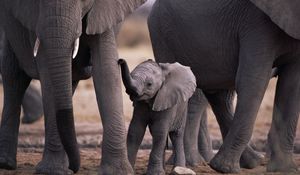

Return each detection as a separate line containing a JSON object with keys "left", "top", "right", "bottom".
{"left": 0, "top": 0, "right": 298, "bottom": 153}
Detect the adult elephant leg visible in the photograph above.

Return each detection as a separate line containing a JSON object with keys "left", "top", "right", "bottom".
{"left": 36, "top": 79, "right": 80, "bottom": 175}
{"left": 90, "top": 30, "right": 132, "bottom": 175}
{"left": 205, "top": 90, "right": 263, "bottom": 169}
{"left": 198, "top": 110, "right": 214, "bottom": 162}
{"left": 0, "top": 42, "right": 31, "bottom": 170}
{"left": 267, "top": 61, "right": 300, "bottom": 172}
{"left": 183, "top": 89, "right": 208, "bottom": 166}
{"left": 209, "top": 41, "right": 274, "bottom": 173}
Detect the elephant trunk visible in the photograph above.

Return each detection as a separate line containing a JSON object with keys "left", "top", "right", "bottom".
{"left": 118, "top": 59, "right": 139, "bottom": 97}
{"left": 46, "top": 47, "right": 80, "bottom": 173}
{"left": 37, "top": 2, "right": 81, "bottom": 172}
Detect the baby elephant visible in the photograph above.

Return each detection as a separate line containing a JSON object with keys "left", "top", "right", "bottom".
{"left": 119, "top": 59, "right": 196, "bottom": 175}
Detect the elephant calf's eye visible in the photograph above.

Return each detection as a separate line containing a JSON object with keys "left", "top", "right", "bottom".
{"left": 147, "top": 82, "right": 152, "bottom": 87}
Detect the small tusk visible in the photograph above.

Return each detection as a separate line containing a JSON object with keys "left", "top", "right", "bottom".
{"left": 72, "top": 38, "right": 80, "bottom": 59}
{"left": 33, "top": 38, "right": 40, "bottom": 57}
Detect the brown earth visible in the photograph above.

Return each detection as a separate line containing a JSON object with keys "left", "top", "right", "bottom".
{"left": 0, "top": 149, "right": 299, "bottom": 175}
{"left": 0, "top": 16, "right": 299, "bottom": 174}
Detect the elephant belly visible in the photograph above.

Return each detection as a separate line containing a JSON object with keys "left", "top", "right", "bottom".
{"left": 158, "top": 0, "right": 246, "bottom": 90}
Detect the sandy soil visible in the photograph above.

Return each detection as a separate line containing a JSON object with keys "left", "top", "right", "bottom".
{"left": 0, "top": 149, "right": 299, "bottom": 175}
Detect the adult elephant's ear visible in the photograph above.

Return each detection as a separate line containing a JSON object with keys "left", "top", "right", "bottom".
{"left": 152, "top": 62, "right": 197, "bottom": 111}
{"left": 250, "top": 0, "right": 300, "bottom": 40}
{"left": 86, "top": 0, "right": 146, "bottom": 34}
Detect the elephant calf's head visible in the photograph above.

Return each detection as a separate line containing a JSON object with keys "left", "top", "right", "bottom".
{"left": 118, "top": 59, "right": 197, "bottom": 111}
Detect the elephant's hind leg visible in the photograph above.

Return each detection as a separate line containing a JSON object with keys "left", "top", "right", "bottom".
{"left": 205, "top": 90, "right": 264, "bottom": 169}
{"left": 267, "top": 61, "right": 300, "bottom": 172}
{"left": 209, "top": 38, "right": 274, "bottom": 173}
{"left": 0, "top": 41, "right": 31, "bottom": 170}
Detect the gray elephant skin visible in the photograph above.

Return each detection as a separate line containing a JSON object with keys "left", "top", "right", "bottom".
{"left": 148, "top": 0, "right": 300, "bottom": 173}
{"left": 0, "top": 30, "right": 43, "bottom": 124}
{"left": 0, "top": 0, "right": 146, "bottom": 174}
{"left": 119, "top": 59, "right": 196, "bottom": 174}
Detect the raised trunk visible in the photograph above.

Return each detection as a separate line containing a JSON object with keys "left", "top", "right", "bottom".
{"left": 118, "top": 59, "right": 139, "bottom": 97}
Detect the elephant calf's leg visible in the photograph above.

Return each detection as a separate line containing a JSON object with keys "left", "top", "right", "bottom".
{"left": 267, "top": 62, "right": 300, "bottom": 172}
{"left": 169, "top": 131, "right": 185, "bottom": 167}
{"left": 0, "top": 43, "right": 31, "bottom": 170}
{"left": 127, "top": 103, "right": 148, "bottom": 168}
{"left": 198, "top": 110, "right": 214, "bottom": 162}
{"left": 148, "top": 125, "right": 168, "bottom": 175}
{"left": 183, "top": 89, "right": 208, "bottom": 166}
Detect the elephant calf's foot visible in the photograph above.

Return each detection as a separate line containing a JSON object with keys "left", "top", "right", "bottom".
{"left": 240, "top": 147, "right": 264, "bottom": 169}
{"left": 36, "top": 149, "right": 71, "bottom": 175}
{"left": 0, "top": 156, "right": 16, "bottom": 170}
{"left": 98, "top": 158, "right": 133, "bottom": 175}
{"left": 209, "top": 152, "right": 240, "bottom": 173}
{"left": 267, "top": 155, "right": 299, "bottom": 172}
{"left": 146, "top": 166, "right": 165, "bottom": 175}
{"left": 171, "top": 166, "right": 196, "bottom": 175}
{"left": 185, "top": 150, "right": 207, "bottom": 167}
{"left": 199, "top": 149, "right": 214, "bottom": 162}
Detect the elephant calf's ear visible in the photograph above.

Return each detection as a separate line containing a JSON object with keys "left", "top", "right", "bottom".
{"left": 152, "top": 63, "right": 197, "bottom": 111}
{"left": 86, "top": 0, "right": 146, "bottom": 35}
{"left": 250, "top": 0, "right": 300, "bottom": 40}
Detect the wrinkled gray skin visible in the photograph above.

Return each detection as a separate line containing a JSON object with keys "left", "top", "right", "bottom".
{"left": 0, "top": 0, "right": 145, "bottom": 174}
{"left": 166, "top": 89, "right": 214, "bottom": 166}
{"left": 119, "top": 59, "right": 196, "bottom": 175}
{"left": 0, "top": 30, "right": 43, "bottom": 124}
{"left": 149, "top": 0, "right": 300, "bottom": 173}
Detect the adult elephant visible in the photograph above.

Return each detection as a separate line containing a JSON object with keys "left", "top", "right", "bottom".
{"left": 148, "top": 0, "right": 300, "bottom": 173}
{"left": 0, "top": 0, "right": 145, "bottom": 174}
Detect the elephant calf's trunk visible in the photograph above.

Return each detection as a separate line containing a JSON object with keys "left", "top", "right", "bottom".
{"left": 118, "top": 59, "right": 139, "bottom": 97}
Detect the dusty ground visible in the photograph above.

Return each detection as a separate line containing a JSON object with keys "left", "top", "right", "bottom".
{"left": 0, "top": 17, "right": 299, "bottom": 174}
{"left": 0, "top": 149, "right": 299, "bottom": 175}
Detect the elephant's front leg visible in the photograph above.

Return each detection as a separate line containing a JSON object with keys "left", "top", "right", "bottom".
{"left": 127, "top": 103, "right": 149, "bottom": 168}
{"left": 148, "top": 122, "right": 169, "bottom": 175}
{"left": 90, "top": 30, "right": 132, "bottom": 175}
{"left": 267, "top": 60, "right": 300, "bottom": 172}
{"left": 0, "top": 42, "right": 31, "bottom": 170}
{"left": 36, "top": 80, "right": 79, "bottom": 175}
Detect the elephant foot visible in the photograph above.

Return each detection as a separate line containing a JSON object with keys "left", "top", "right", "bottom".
{"left": 21, "top": 113, "right": 42, "bottom": 124}
{"left": 240, "top": 147, "right": 264, "bottom": 169}
{"left": 185, "top": 150, "right": 206, "bottom": 167}
{"left": 209, "top": 152, "right": 240, "bottom": 173}
{"left": 267, "top": 154, "right": 298, "bottom": 172}
{"left": 199, "top": 149, "right": 214, "bottom": 162}
{"left": 36, "top": 149, "right": 72, "bottom": 175}
{"left": 0, "top": 156, "right": 16, "bottom": 170}
{"left": 171, "top": 166, "right": 196, "bottom": 175}
{"left": 166, "top": 152, "right": 175, "bottom": 165}
{"left": 146, "top": 166, "right": 165, "bottom": 175}
{"left": 98, "top": 158, "right": 133, "bottom": 175}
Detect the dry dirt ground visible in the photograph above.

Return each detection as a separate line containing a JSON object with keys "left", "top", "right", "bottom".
{"left": 0, "top": 149, "right": 299, "bottom": 175}
{"left": 0, "top": 17, "right": 299, "bottom": 174}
